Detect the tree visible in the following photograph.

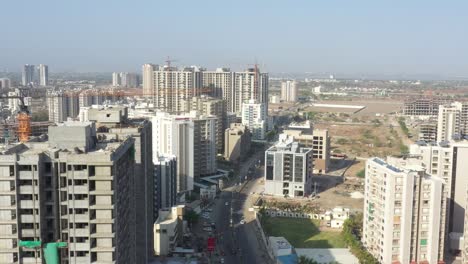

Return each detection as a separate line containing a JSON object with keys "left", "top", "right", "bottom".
{"left": 298, "top": 255, "right": 318, "bottom": 264}
{"left": 184, "top": 210, "right": 199, "bottom": 226}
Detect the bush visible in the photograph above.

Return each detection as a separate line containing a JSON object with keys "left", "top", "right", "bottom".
{"left": 356, "top": 169, "right": 365, "bottom": 178}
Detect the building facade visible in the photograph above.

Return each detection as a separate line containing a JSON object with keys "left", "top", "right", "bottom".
{"left": 280, "top": 80, "right": 298, "bottom": 102}
{"left": 37, "top": 64, "right": 49, "bottom": 86}
{"left": 152, "top": 111, "right": 217, "bottom": 192}
{"left": 264, "top": 135, "right": 313, "bottom": 198}
{"left": 153, "top": 205, "right": 184, "bottom": 256}
{"left": 224, "top": 123, "right": 251, "bottom": 162}
{"left": 181, "top": 95, "right": 226, "bottom": 154}
{"left": 22, "top": 64, "right": 35, "bottom": 86}
{"left": 402, "top": 98, "right": 451, "bottom": 116}
{"left": 155, "top": 155, "right": 177, "bottom": 214}
{"left": 283, "top": 121, "right": 330, "bottom": 174}
{"left": 241, "top": 99, "right": 267, "bottom": 140}
{"left": 0, "top": 122, "right": 137, "bottom": 263}
{"left": 363, "top": 158, "right": 444, "bottom": 264}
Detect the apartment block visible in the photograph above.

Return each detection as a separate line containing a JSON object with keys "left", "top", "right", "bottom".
{"left": 22, "top": 64, "right": 35, "bottom": 86}
{"left": 147, "top": 65, "right": 203, "bottom": 113}
{"left": 112, "top": 72, "right": 138, "bottom": 88}
{"left": 155, "top": 155, "right": 177, "bottom": 213}
{"left": 37, "top": 64, "right": 49, "bottom": 87}
{"left": 0, "top": 122, "right": 136, "bottom": 264}
{"left": 363, "top": 158, "right": 444, "bottom": 264}
{"left": 181, "top": 95, "right": 226, "bottom": 154}
{"left": 264, "top": 135, "right": 313, "bottom": 198}
{"left": 47, "top": 90, "right": 80, "bottom": 123}
{"left": 224, "top": 123, "right": 251, "bottom": 162}
{"left": 142, "top": 64, "right": 157, "bottom": 98}
{"left": 202, "top": 68, "right": 235, "bottom": 111}
{"left": 152, "top": 111, "right": 217, "bottom": 192}
{"left": 283, "top": 121, "right": 330, "bottom": 174}
{"left": 241, "top": 99, "right": 267, "bottom": 140}
{"left": 437, "top": 103, "right": 462, "bottom": 142}
{"left": 280, "top": 80, "right": 298, "bottom": 102}
{"left": 85, "top": 106, "right": 154, "bottom": 264}
{"left": 154, "top": 205, "right": 184, "bottom": 256}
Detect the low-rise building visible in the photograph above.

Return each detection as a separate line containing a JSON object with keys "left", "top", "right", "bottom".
{"left": 154, "top": 205, "right": 185, "bottom": 256}
{"left": 283, "top": 121, "right": 330, "bottom": 174}
{"left": 264, "top": 135, "right": 313, "bottom": 198}
{"left": 224, "top": 123, "right": 251, "bottom": 162}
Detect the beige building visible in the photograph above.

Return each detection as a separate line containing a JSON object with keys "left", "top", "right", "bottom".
{"left": 0, "top": 122, "right": 136, "bottom": 264}
{"left": 224, "top": 123, "right": 251, "bottom": 162}
{"left": 142, "top": 65, "right": 203, "bottom": 113}
{"left": 283, "top": 121, "right": 330, "bottom": 174}
{"left": 154, "top": 205, "right": 185, "bottom": 256}
{"left": 181, "top": 95, "right": 226, "bottom": 154}
{"left": 280, "top": 80, "right": 298, "bottom": 102}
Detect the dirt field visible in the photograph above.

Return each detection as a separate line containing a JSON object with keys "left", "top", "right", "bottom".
{"left": 306, "top": 99, "right": 403, "bottom": 117}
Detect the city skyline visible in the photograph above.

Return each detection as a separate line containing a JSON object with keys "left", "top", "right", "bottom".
{"left": 1, "top": 0, "right": 468, "bottom": 77}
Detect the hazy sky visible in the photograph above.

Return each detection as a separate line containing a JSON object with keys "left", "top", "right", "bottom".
{"left": 2, "top": 0, "right": 468, "bottom": 77}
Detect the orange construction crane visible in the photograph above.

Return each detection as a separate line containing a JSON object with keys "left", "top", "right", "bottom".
{"left": 0, "top": 88, "right": 31, "bottom": 142}
{"left": 1, "top": 86, "right": 215, "bottom": 143}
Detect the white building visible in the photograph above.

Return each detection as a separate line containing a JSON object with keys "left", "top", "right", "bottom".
{"left": 281, "top": 80, "right": 298, "bottom": 102}
{"left": 363, "top": 158, "right": 444, "bottom": 264}
{"left": 142, "top": 63, "right": 157, "bottom": 98}
{"left": 37, "top": 64, "right": 48, "bottom": 86}
{"left": 437, "top": 102, "right": 468, "bottom": 141}
{"left": 112, "top": 72, "right": 121, "bottom": 86}
{"left": 264, "top": 134, "right": 313, "bottom": 198}
{"left": 242, "top": 99, "right": 267, "bottom": 140}
{"left": 152, "top": 111, "right": 217, "bottom": 192}
{"left": 154, "top": 205, "right": 185, "bottom": 256}
{"left": 0, "top": 78, "right": 11, "bottom": 89}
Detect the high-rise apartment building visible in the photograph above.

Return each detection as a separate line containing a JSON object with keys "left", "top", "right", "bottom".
{"left": 142, "top": 64, "right": 157, "bottom": 98}
{"left": 363, "top": 158, "right": 444, "bottom": 264}
{"left": 233, "top": 68, "right": 269, "bottom": 114}
{"left": 37, "top": 64, "right": 49, "bottom": 86}
{"left": 152, "top": 111, "right": 217, "bottom": 192}
{"left": 181, "top": 95, "right": 226, "bottom": 154}
{"left": 112, "top": 72, "right": 121, "bottom": 87}
{"left": 0, "top": 78, "right": 11, "bottom": 89}
{"left": 241, "top": 99, "right": 267, "bottom": 140}
{"left": 202, "top": 68, "right": 234, "bottom": 109}
{"left": 281, "top": 80, "right": 298, "bottom": 102}
{"left": 22, "top": 64, "right": 35, "bottom": 86}
{"left": 155, "top": 155, "right": 177, "bottom": 212}
{"left": 403, "top": 98, "right": 451, "bottom": 116}
{"left": 437, "top": 102, "right": 468, "bottom": 141}
{"left": 47, "top": 90, "right": 80, "bottom": 123}
{"left": 145, "top": 65, "right": 202, "bottom": 113}
{"left": 0, "top": 122, "right": 137, "bottom": 263}
{"left": 112, "top": 72, "right": 138, "bottom": 88}
{"left": 264, "top": 134, "right": 313, "bottom": 198}
{"left": 85, "top": 106, "right": 154, "bottom": 264}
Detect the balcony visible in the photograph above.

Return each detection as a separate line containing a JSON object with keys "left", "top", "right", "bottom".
{"left": 20, "top": 201, "right": 39, "bottom": 209}
{"left": 18, "top": 171, "right": 33, "bottom": 179}
{"left": 21, "top": 229, "right": 38, "bottom": 237}
{"left": 69, "top": 242, "right": 90, "bottom": 251}
{"left": 21, "top": 215, "right": 36, "bottom": 223}
{"left": 63, "top": 200, "right": 89, "bottom": 208}
{"left": 19, "top": 186, "right": 39, "bottom": 193}
{"left": 69, "top": 228, "right": 90, "bottom": 237}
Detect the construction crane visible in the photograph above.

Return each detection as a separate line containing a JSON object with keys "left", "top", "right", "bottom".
{"left": 0, "top": 88, "right": 32, "bottom": 142}
{"left": 0, "top": 86, "right": 215, "bottom": 143}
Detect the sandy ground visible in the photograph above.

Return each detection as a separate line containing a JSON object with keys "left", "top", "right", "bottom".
{"left": 306, "top": 99, "right": 403, "bottom": 117}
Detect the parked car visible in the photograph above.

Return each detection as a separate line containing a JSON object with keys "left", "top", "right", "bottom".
{"left": 240, "top": 219, "right": 245, "bottom": 225}
{"left": 203, "top": 227, "right": 212, "bottom": 232}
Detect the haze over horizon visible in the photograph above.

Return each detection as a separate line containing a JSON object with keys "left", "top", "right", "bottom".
{"left": 2, "top": 0, "right": 468, "bottom": 78}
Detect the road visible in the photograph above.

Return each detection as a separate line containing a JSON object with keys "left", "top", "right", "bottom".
{"left": 212, "top": 149, "right": 272, "bottom": 264}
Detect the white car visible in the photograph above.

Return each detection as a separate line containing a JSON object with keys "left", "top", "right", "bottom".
{"left": 240, "top": 219, "right": 245, "bottom": 225}
{"left": 225, "top": 202, "right": 229, "bottom": 206}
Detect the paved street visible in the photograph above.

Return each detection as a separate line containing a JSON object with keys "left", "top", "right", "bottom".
{"left": 211, "top": 148, "right": 273, "bottom": 264}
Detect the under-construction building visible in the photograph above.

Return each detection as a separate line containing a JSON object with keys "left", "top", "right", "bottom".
{"left": 402, "top": 98, "right": 451, "bottom": 116}
{"left": 0, "top": 122, "right": 137, "bottom": 263}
